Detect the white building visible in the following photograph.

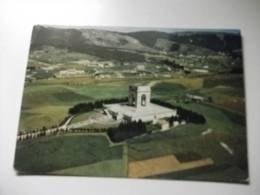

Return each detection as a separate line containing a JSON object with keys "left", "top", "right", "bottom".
{"left": 55, "top": 69, "right": 85, "bottom": 78}
{"left": 104, "top": 85, "right": 177, "bottom": 123}
{"left": 186, "top": 94, "right": 205, "bottom": 102}
{"left": 192, "top": 69, "right": 209, "bottom": 73}
{"left": 136, "top": 65, "right": 145, "bottom": 71}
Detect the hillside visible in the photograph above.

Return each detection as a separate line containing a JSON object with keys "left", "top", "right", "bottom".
{"left": 25, "top": 25, "right": 244, "bottom": 82}
{"left": 31, "top": 26, "right": 242, "bottom": 57}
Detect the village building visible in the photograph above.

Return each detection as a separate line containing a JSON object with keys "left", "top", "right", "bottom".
{"left": 136, "top": 65, "right": 145, "bottom": 71}
{"left": 186, "top": 94, "right": 205, "bottom": 102}
{"left": 41, "top": 65, "right": 60, "bottom": 72}
{"left": 95, "top": 74, "right": 112, "bottom": 79}
{"left": 104, "top": 85, "right": 177, "bottom": 123}
{"left": 55, "top": 69, "right": 85, "bottom": 78}
{"left": 192, "top": 68, "right": 209, "bottom": 73}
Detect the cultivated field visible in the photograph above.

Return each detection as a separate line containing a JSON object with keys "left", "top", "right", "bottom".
{"left": 128, "top": 154, "right": 213, "bottom": 178}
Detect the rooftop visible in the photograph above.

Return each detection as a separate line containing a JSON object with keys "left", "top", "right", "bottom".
{"left": 104, "top": 102, "right": 175, "bottom": 119}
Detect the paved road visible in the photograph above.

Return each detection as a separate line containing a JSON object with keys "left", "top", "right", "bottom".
{"left": 17, "top": 113, "right": 118, "bottom": 141}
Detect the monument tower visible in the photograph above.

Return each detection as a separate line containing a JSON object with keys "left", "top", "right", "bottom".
{"left": 104, "top": 84, "right": 176, "bottom": 122}
{"left": 128, "top": 85, "right": 151, "bottom": 109}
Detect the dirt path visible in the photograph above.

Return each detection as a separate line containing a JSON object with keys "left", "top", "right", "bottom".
{"left": 60, "top": 115, "right": 75, "bottom": 129}
{"left": 148, "top": 80, "right": 161, "bottom": 87}
{"left": 128, "top": 155, "right": 214, "bottom": 178}
{"left": 67, "top": 115, "right": 117, "bottom": 129}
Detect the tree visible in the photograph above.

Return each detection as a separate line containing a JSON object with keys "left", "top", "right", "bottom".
{"left": 208, "top": 96, "right": 213, "bottom": 103}
{"left": 68, "top": 97, "right": 128, "bottom": 115}
{"left": 107, "top": 120, "right": 147, "bottom": 142}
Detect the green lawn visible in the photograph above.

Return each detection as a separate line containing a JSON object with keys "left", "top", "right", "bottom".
{"left": 50, "top": 159, "right": 124, "bottom": 177}
{"left": 127, "top": 100, "right": 248, "bottom": 183}
{"left": 149, "top": 164, "right": 248, "bottom": 184}
{"left": 172, "top": 102, "right": 245, "bottom": 134}
{"left": 152, "top": 82, "right": 187, "bottom": 100}
{"left": 69, "top": 112, "right": 96, "bottom": 124}
{"left": 22, "top": 84, "right": 93, "bottom": 107}
{"left": 16, "top": 75, "right": 248, "bottom": 183}
{"left": 14, "top": 134, "right": 123, "bottom": 174}
{"left": 19, "top": 81, "right": 130, "bottom": 131}
{"left": 18, "top": 78, "right": 203, "bottom": 132}
{"left": 19, "top": 105, "right": 70, "bottom": 131}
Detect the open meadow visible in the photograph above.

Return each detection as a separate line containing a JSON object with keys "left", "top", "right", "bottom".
{"left": 15, "top": 74, "right": 248, "bottom": 183}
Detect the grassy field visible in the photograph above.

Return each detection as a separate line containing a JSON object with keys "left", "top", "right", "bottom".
{"left": 19, "top": 81, "right": 130, "bottom": 131}
{"left": 16, "top": 74, "right": 248, "bottom": 182}
{"left": 152, "top": 82, "right": 187, "bottom": 100}
{"left": 20, "top": 77, "right": 196, "bottom": 131}
{"left": 127, "top": 81, "right": 247, "bottom": 183}
{"left": 14, "top": 134, "right": 123, "bottom": 174}
{"left": 19, "top": 76, "right": 208, "bottom": 131}
{"left": 50, "top": 159, "right": 124, "bottom": 177}
{"left": 126, "top": 100, "right": 248, "bottom": 182}
{"left": 172, "top": 102, "right": 246, "bottom": 134}
{"left": 19, "top": 105, "right": 70, "bottom": 131}
{"left": 149, "top": 164, "right": 248, "bottom": 184}
{"left": 69, "top": 112, "right": 96, "bottom": 124}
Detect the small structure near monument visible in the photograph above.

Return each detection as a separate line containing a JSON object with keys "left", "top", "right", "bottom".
{"left": 158, "top": 119, "right": 170, "bottom": 131}
{"left": 186, "top": 93, "right": 205, "bottom": 102}
{"left": 104, "top": 85, "right": 177, "bottom": 123}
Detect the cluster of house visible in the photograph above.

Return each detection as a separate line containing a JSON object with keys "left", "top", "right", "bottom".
{"left": 55, "top": 69, "right": 86, "bottom": 78}
{"left": 41, "top": 65, "right": 60, "bottom": 72}
{"left": 88, "top": 61, "right": 114, "bottom": 68}
{"left": 72, "top": 60, "right": 115, "bottom": 68}
{"left": 26, "top": 56, "right": 211, "bottom": 82}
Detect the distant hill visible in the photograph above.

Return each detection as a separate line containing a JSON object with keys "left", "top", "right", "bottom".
{"left": 126, "top": 30, "right": 242, "bottom": 57}
{"left": 30, "top": 25, "right": 242, "bottom": 62}
{"left": 126, "top": 31, "right": 170, "bottom": 48}
{"left": 31, "top": 26, "right": 147, "bottom": 62}
{"left": 169, "top": 31, "right": 242, "bottom": 57}
{"left": 31, "top": 26, "right": 88, "bottom": 50}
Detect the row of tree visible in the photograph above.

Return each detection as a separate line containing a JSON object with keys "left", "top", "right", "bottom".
{"left": 68, "top": 97, "right": 128, "bottom": 115}
{"left": 151, "top": 99, "right": 206, "bottom": 124}
{"left": 177, "top": 107, "right": 206, "bottom": 124}
{"left": 107, "top": 120, "right": 146, "bottom": 142}
{"left": 17, "top": 126, "right": 108, "bottom": 141}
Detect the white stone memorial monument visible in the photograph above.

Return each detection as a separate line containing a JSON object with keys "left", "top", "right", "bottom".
{"left": 104, "top": 84, "right": 177, "bottom": 123}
